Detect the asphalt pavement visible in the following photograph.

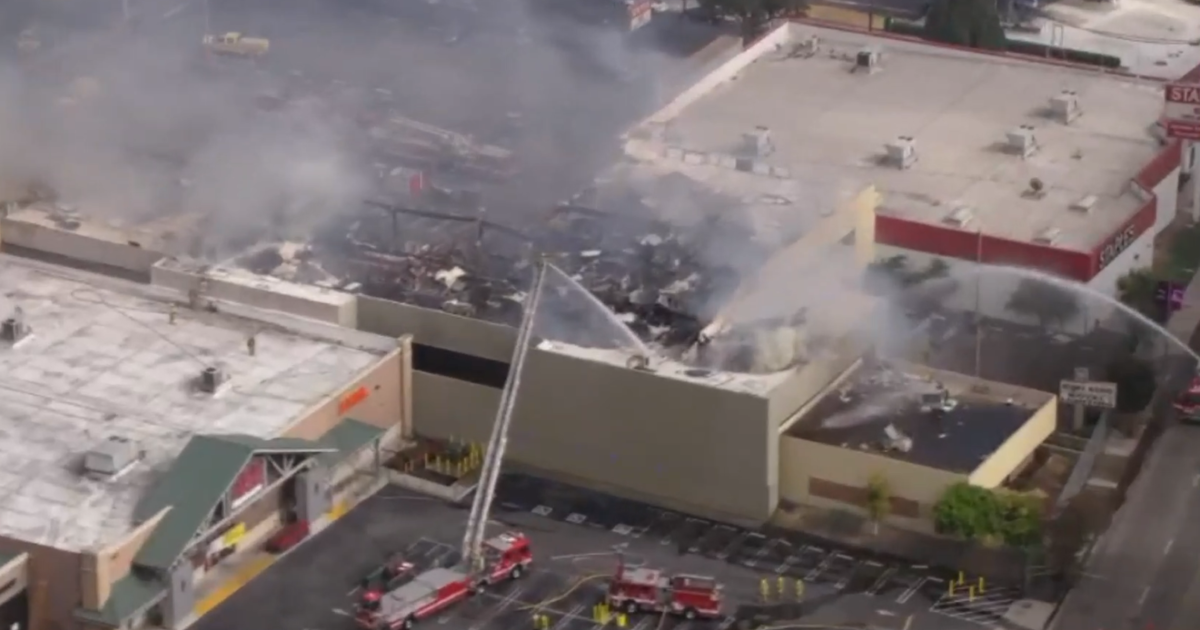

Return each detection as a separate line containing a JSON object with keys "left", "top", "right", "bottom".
{"left": 192, "top": 482, "right": 1022, "bottom": 630}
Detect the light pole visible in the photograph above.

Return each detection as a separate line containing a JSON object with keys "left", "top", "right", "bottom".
{"left": 974, "top": 228, "right": 983, "bottom": 377}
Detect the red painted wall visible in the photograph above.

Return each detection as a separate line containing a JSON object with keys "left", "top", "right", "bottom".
{"left": 874, "top": 214, "right": 1093, "bottom": 281}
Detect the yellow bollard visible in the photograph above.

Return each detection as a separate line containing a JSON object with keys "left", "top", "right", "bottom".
{"left": 601, "top": 604, "right": 610, "bottom": 624}
{"left": 795, "top": 579, "right": 805, "bottom": 600}
{"left": 968, "top": 586, "right": 975, "bottom": 603}
{"left": 978, "top": 576, "right": 985, "bottom": 593}
{"left": 542, "top": 614, "right": 551, "bottom": 630}
{"left": 593, "top": 605, "right": 601, "bottom": 622}
{"left": 949, "top": 581, "right": 955, "bottom": 597}
{"left": 760, "top": 578, "right": 770, "bottom": 602}
{"left": 617, "top": 614, "right": 627, "bottom": 628}
{"left": 425, "top": 452, "right": 432, "bottom": 467}
{"left": 957, "top": 571, "right": 964, "bottom": 586}
{"left": 777, "top": 576, "right": 785, "bottom": 598}
{"left": 531, "top": 614, "right": 539, "bottom": 629}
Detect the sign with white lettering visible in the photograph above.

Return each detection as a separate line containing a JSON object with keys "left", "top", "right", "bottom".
{"left": 1164, "top": 83, "right": 1200, "bottom": 139}
{"left": 1098, "top": 223, "right": 1138, "bottom": 269}
{"left": 1059, "top": 380, "right": 1118, "bottom": 408}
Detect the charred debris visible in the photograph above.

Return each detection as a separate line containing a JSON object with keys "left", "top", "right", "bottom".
{"left": 236, "top": 176, "right": 813, "bottom": 365}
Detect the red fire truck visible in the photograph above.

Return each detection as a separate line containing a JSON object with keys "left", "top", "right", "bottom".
{"left": 355, "top": 532, "right": 533, "bottom": 629}
{"left": 606, "top": 560, "right": 723, "bottom": 620}
{"left": 1174, "top": 375, "right": 1200, "bottom": 423}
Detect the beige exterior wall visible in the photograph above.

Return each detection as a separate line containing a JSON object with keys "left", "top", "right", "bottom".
{"left": 780, "top": 436, "right": 964, "bottom": 531}
{"left": 80, "top": 509, "right": 168, "bottom": 610}
{"left": 283, "top": 344, "right": 410, "bottom": 440}
{"left": 969, "top": 396, "right": 1058, "bottom": 488}
{"left": 0, "top": 535, "right": 82, "bottom": 630}
{"left": 358, "top": 297, "right": 515, "bottom": 362}
{"left": 0, "top": 553, "right": 28, "bottom": 605}
{"left": 803, "top": 3, "right": 889, "bottom": 30}
{"left": 411, "top": 371, "right": 501, "bottom": 442}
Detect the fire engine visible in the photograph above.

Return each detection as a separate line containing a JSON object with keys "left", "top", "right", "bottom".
{"left": 1174, "top": 375, "right": 1200, "bottom": 423}
{"left": 355, "top": 532, "right": 532, "bottom": 629}
{"left": 606, "top": 560, "right": 723, "bottom": 620}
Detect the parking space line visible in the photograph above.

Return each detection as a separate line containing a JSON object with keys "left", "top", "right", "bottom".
{"left": 741, "top": 535, "right": 769, "bottom": 568}
{"left": 867, "top": 567, "right": 895, "bottom": 596}
{"left": 718, "top": 530, "right": 748, "bottom": 560}
{"left": 469, "top": 587, "right": 525, "bottom": 630}
{"left": 552, "top": 605, "right": 586, "bottom": 630}
{"left": 804, "top": 553, "right": 834, "bottom": 581}
{"left": 897, "top": 576, "right": 926, "bottom": 604}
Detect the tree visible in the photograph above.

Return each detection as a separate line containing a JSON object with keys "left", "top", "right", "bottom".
{"left": 923, "top": 0, "right": 1006, "bottom": 51}
{"left": 696, "top": 0, "right": 801, "bottom": 41}
{"left": 1006, "top": 279, "right": 1081, "bottom": 330}
{"left": 1117, "top": 268, "right": 1160, "bottom": 320}
{"left": 933, "top": 482, "right": 1001, "bottom": 540}
{"left": 865, "top": 474, "right": 891, "bottom": 535}
{"left": 997, "top": 491, "right": 1044, "bottom": 548}
{"left": 1106, "top": 356, "right": 1157, "bottom": 413}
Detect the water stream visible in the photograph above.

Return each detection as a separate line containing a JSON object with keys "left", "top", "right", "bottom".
{"left": 538, "top": 263, "right": 653, "bottom": 357}
{"left": 972, "top": 265, "right": 1200, "bottom": 363}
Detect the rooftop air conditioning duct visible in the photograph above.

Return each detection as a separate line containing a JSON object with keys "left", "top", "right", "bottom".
{"left": 743, "top": 126, "right": 774, "bottom": 158}
{"left": 943, "top": 206, "right": 975, "bottom": 228}
{"left": 1034, "top": 227, "right": 1061, "bottom": 245}
{"left": 856, "top": 48, "right": 882, "bottom": 73}
{"left": 198, "top": 366, "right": 227, "bottom": 394}
{"left": 1051, "top": 90, "right": 1081, "bottom": 124}
{"left": 1007, "top": 125, "right": 1038, "bottom": 159}
{"left": 1070, "top": 194, "right": 1098, "bottom": 213}
{"left": 885, "top": 136, "right": 917, "bottom": 169}
{"left": 83, "top": 436, "right": 141, "bottom": 479}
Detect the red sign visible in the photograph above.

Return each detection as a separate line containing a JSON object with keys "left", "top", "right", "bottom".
{"left": 339, "top": 386, "right": 370, "bottom": 415}
{"left": 231, "top": 458, "right": 266, "bottom": 508}
{"left": 409, "top": 172, "right": 425, "bottom": 196}
{"left": 1167, "top": 84, "right": 1200, "bottom": 104}
{"left": 1166, "top": 120, "right": 1200, "bottom": 140}
{"left": 1091, "top": 200, "right": 1156, "bottom": 273}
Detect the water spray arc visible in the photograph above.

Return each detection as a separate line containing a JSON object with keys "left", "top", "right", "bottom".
{"left": 462, "top": 260, "right": 548, "bottom": 568}
{"left": 972, "top": 265, "right": 1200, "bottom": 362}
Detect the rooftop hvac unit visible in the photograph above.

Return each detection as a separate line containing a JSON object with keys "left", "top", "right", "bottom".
{"left": 1007, "top": 125, "right": 1038, "bottom": 158}
{"left": 885, "top": 136, "right": 917, "bottom": 169}
{"left": 1051, "top": 90, "right": 1081, "bottom": 124}
{"left": 743, "top": 126, "right": 774, "bottom": 158}
{"left": 1034, "top": 227, "right": 1061, "bottom": 245}
{"left": 1, "top": 307, "right": 29, "bottom": 344}
{"left": 198, "top": 365, "right": 227, "bottom": 394}
{"left": 83, "top": 436, "right": 140, "bottom": 479}
{"left": 855, "top": 48, "right": 881, "bottom": 73}
{"left": 1070, "top": 194, "right": 1098, "bottom": 213}
{"left": 882, "top": 423, "right": 913, "bottom": 453}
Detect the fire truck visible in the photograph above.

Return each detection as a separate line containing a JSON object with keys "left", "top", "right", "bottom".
{"left": 355, "top": 532, "right": 532, "bottom": 629}
{"left": 1174, "top": 375, "right": 1200, "bottom": 423}
{"left": 606, "top": 560, "right": 723, "bottom": 620}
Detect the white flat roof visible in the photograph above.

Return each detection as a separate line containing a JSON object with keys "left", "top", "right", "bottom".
{"left": 644, "top": 23, "right": 1167, "bottom": 250}
{"left": 0, "top": 256, "right": 386, "bottom": 552}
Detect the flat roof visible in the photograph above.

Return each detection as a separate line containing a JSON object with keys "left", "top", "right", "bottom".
{"left": 643, "top": 23, "right": 1166, "bottom": 251}
{"left": 0, "top": 256, "right": 387, "bottom": 552}
{"left": 786, "top": 362, "right": 1046, "bottom": 472}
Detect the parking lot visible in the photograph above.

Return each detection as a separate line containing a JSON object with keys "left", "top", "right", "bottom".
{"left": 193, "top": 481, "right": 1021, "bottom": 630}
{"left": 495, "top": 473, "right": 1024, "bottom": 628}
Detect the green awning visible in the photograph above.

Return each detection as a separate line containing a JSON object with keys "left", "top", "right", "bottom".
{"left": 74, "top": 571, "right": 165, "bottom": 628}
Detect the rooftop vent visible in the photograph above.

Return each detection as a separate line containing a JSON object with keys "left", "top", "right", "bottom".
{"left": 1070, "top": 194, "right": 1098, "bottom": 213}
{"left": 855, "top": 48, "right": 882, "bottom": 73}
{"left": 1007, "top": 125, "right": 1038, "bottom": 158}
{"left": 797, "top": 35, "right": 820, "bottom": 57}
{"left": 885, "top": 136, "right": 917, "bottom": 169}
{"left": 198, "top": 365, "right": 227, "bottom": 394}
{"left": 1051, "top": 90, "right": 1081, "bottom": 124}
{"left": 943, "top": 206, "right": 975, "bottom": 228}
{"left": 1034, "top": 227, "right": 1061, "bottom": 245}
{"left": 83, "top": 436, "right": 141, "bottom": 479}
{"left": 743, "top": 126, "right": 774, "bottom": 158}
{"left": 882, "top": 423, "right": 913, "bottom": 453}
{"left": 1, "top": 307, "right": 29, "bottom": 344}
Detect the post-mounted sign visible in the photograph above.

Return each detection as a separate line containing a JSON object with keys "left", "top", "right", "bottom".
{"left": 1059, "top": 380, "right": 1118, "bottom": 408}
